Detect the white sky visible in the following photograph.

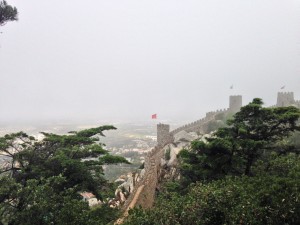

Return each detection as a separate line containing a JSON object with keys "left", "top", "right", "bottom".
{"left": 0, "top": 0, "right": 300, "bottom": 125}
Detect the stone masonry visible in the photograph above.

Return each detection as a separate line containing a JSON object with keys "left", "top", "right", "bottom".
{"left": 157, "top": 92, "right": 300, "bottom": 146}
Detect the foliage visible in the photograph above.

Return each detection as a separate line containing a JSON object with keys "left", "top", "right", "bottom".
{"left": 124, "top": 154, "right": 300, "bottom": 225}
{"left": 0, "top": 126, "right": 129, "bottom": 225}
{"left": 165, "top": 147, "right": 171, "bottom": 161}
{"left": 253, "top": 153, "right": 300, "bottom": 178}
{"left": 0, "top": 0, "right": 18, "bottom": 26}
{"left": 179, "top": 99, "right": 300, "bottom": 184}
{"left": 286, "top": 131, "right": 300, "bottom": 153}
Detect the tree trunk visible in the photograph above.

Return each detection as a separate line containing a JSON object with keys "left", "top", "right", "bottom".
{"left": 245, "top": 156, "right": 254, "bottom": 176}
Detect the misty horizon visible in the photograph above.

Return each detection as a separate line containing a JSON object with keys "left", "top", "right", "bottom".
{"left": 1, "top": 0, "right": 299, "bottom": 126}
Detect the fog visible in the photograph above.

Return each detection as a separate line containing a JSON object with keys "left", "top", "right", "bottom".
{"left": 0, "top": 0, "right": 299, "bottom": 125}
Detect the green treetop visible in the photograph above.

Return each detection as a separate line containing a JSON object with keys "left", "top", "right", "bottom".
{"left": 179, "top": 98, "right": 300, "bottom": 183}
{"left": 0, "top": 126, "right": 129, "bottom": 225}
{"left": 0, "top": 0, "right": 18, "bottom": 26}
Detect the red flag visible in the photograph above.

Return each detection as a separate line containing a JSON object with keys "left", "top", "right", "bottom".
{"left": 151, "top": 114, "right": 157, "bottom": 119}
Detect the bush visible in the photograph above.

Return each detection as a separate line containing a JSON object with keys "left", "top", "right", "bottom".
{"left": 124, "top": 174, "right": 300, "bottom": 225}
{"left": 124, "top": 154, "right": 300, "bottom": 225}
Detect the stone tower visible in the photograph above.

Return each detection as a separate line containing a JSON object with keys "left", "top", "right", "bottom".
{"left": 157, "top": 123, "right": 172, "bottom": 147}
{"left": 229, "top": 95, "right": 242, "bottom": 113}
{"left": 276, "top": 92, "right": 295, "bottom": 107}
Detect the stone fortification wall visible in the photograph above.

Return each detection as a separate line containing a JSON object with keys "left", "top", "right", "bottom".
{"left": 169, "top": 108, "right": 228, "bottom": 136}
{"left": 134, "top": 146, "right": 164, "bottom": 208}
{"left": 156, "top": 95, "right": 243, "bottom": 146}
{"left": 277, "top": 92, "right": 295, "bottom": 107}
{"left": 156, "top": 108, "right": 228, "bottom": 146}
{"left": 157, "top": 124, "right": 173, "bottom": 147}
{"left": 274, "top": 92, "right": 300, "bottom": 108}
{"left": 229, "top": 95, "right": 242, "bottom": 113}
{"left": 158, "top": 92, "right": 299, "bottom": 146}
{"left": 294, "top": 100, "right": 300, "bottom": 108}
{"left": 121, "top": 146, "right": 164, "bottom": 210}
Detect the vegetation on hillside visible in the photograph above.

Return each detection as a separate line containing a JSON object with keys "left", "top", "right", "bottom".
{"left": 124, "top": 99, "right": 300, "bottom": 225}
{"left": 0, "top": 126, "right": 129, "bottom": 225}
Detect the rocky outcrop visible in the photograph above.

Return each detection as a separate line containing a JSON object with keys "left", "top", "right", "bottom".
{"left": 112, "top": 130, "right": 205, "bottom": 210}
{"left": 173, "top": 130, "right": 196, "bottom": 143}
{"left": 111, "top": 171, "right": 143, "bottom": 208}
{"left": 114, "top": 131, "right": 213, "bottom": 224}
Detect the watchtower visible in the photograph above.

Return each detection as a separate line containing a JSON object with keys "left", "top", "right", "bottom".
{"left": 276, "top": 92, "right": 295, "bottom": 107}
{"left": 157, "top": 123, "right": 172, "bottom": 147}
{"left": 229, "top": 95, "right": 242, "bottom": 113}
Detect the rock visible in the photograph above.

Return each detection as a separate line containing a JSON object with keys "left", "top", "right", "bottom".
{"left": 114, "top": 178, "right": 125, "bottom": 184}
{"left": 134, "top": 173, "right": 139, "bottom": 183}
{"left": 176, "top": 141, "right": 188, "bottom": 149}
{"left": 200, "top": 133, "right": 212, "bottom": 143}
{"left": 188, "top": 132, "right": 199, "bottom": 139}
{"left": 118, "top": 174, "right": 134, "bottom": 193}
{"left": 115, "top": 188, "right": 122, "bottom": 197}
{"left": 167, "top": 145, "right": 182, "bottom": 166}
{"left": 88, "top": 197, "right": 101, "bottom": 207}
{"left": 119, "top": 191, "right": 126, "bottom": 203}
{"left": 171, "top": 168, "right": 177, "bottom": 176}
{"left": 160, "top": 158, "right": 166, "bottom": 167}
{"left": 174, "top": 130, "right": 195, "bottom": 143}
{"left": 119, "top": 175, "right": 127, "bottom": 180}
{"left": 140, "top": 169, "right": 145, "bottom": 178}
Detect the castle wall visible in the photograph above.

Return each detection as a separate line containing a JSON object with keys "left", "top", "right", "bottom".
{"left": 121, "top": 146, "right": 164, "bottom": 211}
{"left": 157, "top": 92, "right": 299, "bottom": 149}
{"left": 229, "top": 95, "right": 242, "bottom": 113}
{"left": 277, "top": 92, "right": 295, "bottom": 107}
{"left": 169, "top": 108, "right": 228, "bottom": 136}
{"left": 157, "top": 124, "right": 173, "bottom": 147}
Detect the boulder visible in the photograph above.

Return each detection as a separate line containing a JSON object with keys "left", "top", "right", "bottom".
{"left": 114, "top": 178, "right": 125, "bottom": 184}
{"left": 119, "top": 191, "right": 126, "bottom": 203}
{"left": 140, "top": 169, "right": 145, "bottom": 178}
{"left": 160, "top": 158, "right": 166, "bottom": 167}
{"left": 188, "top": 132, "right": 200, "bottom": 139}
{"left": 118, "top": 174, "right": 134, "bottom": 193}
{"left": 174, "top": 130, "right": 195, "bottom": 143}
{"left": 167, "top": 145, "right": 181, "bottom": 167}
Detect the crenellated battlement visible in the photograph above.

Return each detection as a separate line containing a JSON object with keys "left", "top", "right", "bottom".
{"left": 278, "top": 92, "right": 294, "bottom": 95}
{"left": 169, "top": 108, "right": 229, "bottom": 136}
{"left": 158, "top": 92, "right": 299, "bottom": 148}
{"left": 294, "top": 100, "right": 300, "bottom": 108}
{"left": 207, "top": 108, "right": 228, "bottom": 115}
{"left": 277, "top": 92, "right": 295, "bottom": 107}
